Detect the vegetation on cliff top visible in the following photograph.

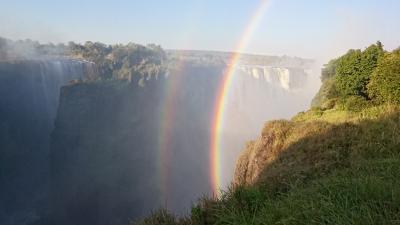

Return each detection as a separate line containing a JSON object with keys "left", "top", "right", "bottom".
{"left": 134, "top": 42, "right": 400, "bottom": 225}
{"left": 0, "top": 37, "right": 167, "bottom": 85}
{"left": 68, "top": 41, "right": 166, "bottom": 83}
{"left": 312, "top": 41, "right": 400, "bottom": 108}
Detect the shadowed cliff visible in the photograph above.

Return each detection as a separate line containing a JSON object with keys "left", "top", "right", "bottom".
{"left": 0, "top": 60, "right": 89, "bottom": 225}
{"left": 49, "top": 64, "right": 223, "bottom": 225}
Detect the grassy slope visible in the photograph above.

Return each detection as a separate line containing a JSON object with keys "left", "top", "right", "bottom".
{"left": 134, "top": 105, "right": 400, "bottom": 225}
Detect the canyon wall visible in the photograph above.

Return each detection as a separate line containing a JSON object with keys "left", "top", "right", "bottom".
{"left": 48, "top": 60, "right": 316, "bottom": 224}
{"left": 0, "top": 60, "right": 90, "bottom": 225}
{"left": 0, "top": 48, "right": 316, "bottom": 225}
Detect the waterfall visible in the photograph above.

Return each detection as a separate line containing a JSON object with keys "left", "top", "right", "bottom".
{"left": 0, "top": 59, "right": 93, "bottom": 225}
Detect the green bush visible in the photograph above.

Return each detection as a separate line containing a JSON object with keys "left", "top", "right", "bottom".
{"left": 312, "top": 42, "right": 384, "bottom": 108}
{"left": 335, "top": 43, "right": 384, "bottom": 98}
{"left": 367, "top": 50, "right": 400, "bottom": 104}
{"left": 337, "top": 95, "right": 371, "bottom": 112}
{"left": 335, "top": 49, "right": 364, "bottom": 96}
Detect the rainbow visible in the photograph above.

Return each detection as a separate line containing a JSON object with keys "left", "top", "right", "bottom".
{"left": 210, "top": 0, "right": 271, "bottom": 195}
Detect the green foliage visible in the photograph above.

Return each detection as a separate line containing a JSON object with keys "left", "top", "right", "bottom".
{"left": 68, "top": 41, "right": 167, "bottom": 83}
{"left": 337, "top": 95, "right": 372, "bottom": 112}
{"left": 0, "top": 36, "right": 167, "bottom": 84}
{"left": 188, "top": 186, "right": 268, "bottom": 225}
{"left": 367, "top": 50, "right": 400, "bottom": 104}
{"left": 312, "top": 41, "right": 388, "bottom": 108}
{"left": 133, "top": 209, "right": 185, "bottom": 225}
{"left": 335, "top": 49, "right": 364, "bottom": 96}
{"left": 208, "top": 159, "right": 400, "bottom": 225}
{"left": 256, "top": 159, "right": 400, "bottom": 225}
{"left": 335, "top": 42, "right": 384, "bottom": 97}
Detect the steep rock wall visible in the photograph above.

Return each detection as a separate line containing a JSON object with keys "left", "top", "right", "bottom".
{"left": 0, "top": 60, "right": 90, "bottom": 225}
{"left": 49, "top": 65, "right": 223, "bottom": 225}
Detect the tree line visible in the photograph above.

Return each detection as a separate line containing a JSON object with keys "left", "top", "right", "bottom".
{"left": 0, "top": 37, "right": 167, "bottom": 85}
{"left": 312, "top": 41, "right": 400, "bottom": 109}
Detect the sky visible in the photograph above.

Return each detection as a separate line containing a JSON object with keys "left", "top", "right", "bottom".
{"left": 0, "top": 0, "right": 399, "bottom": 61}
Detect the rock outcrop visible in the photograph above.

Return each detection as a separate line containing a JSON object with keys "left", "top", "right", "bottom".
{"left": 233, "top": 120, "right": 292, "bottom": 185}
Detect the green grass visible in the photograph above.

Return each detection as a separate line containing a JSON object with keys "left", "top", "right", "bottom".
{"left": 133, "top": 104, "right": 400, "bottom": 225}
{"left": 186, "top": 160, "right": 400, "bottom": 225}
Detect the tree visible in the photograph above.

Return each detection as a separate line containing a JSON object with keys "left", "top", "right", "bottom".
{"left": 335, "top": 49, "right": 363, "bottom": 96}
{"left": 367, "top": 50, "right": 400, "bottom": 104}
{"left": 335, "top": 42, "right": 384, "bottom": 97}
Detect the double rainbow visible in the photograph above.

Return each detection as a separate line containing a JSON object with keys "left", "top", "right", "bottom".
{"left": 210, "top": 0, "right": 271, "bottom": 194}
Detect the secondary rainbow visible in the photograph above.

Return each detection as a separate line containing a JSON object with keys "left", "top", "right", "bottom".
{"left": 210, "top": 0, "right": 271, "bottom": 195}
{"left": 158, "top": 54, "right": 185, "bottom": 206}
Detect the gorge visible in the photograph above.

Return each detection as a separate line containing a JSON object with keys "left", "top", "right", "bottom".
{"left": 0, "top": 39, "right": 317, "bottom": 225}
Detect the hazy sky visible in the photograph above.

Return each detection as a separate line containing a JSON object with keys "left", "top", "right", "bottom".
{"left": 1, "top": 0, "right": 399, "bottom": 61}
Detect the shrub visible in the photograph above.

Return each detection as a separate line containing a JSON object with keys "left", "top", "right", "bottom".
{"left": 337, "top": 95, "right": 371, "bottom": 112}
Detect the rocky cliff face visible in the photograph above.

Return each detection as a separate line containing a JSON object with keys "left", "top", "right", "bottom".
{"left": 0, "top": 60, "right": 90, "bottom": 225}
{"left": 48, "top": 60, "right": 316, "bottom": 225}
{"left": 50, "top": 80, "right": 163, "bottom": 225}
{"left": 233, "top": 120, "right": 292, "bottom": 186}
{"left": 49, "top": 64, "right": 223, "bottom": 225}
